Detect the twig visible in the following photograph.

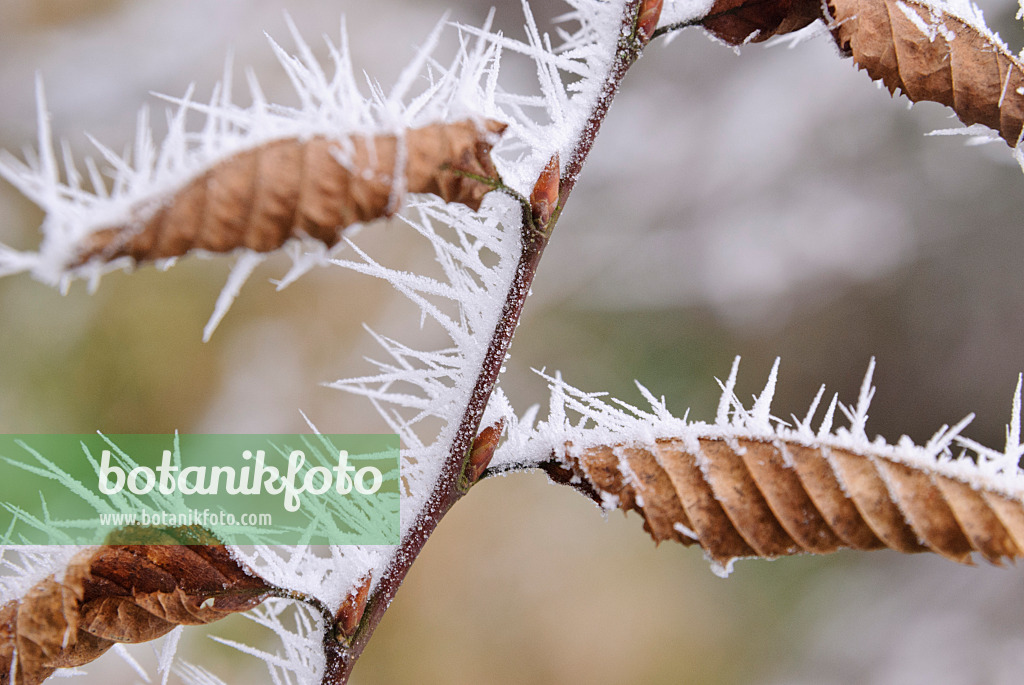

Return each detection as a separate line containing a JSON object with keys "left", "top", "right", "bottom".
{"left": 320, "top": 1, "right": 653, "bottom": 682}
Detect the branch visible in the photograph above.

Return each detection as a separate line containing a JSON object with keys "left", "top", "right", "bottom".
{"left": 322, "top": 1, "right": 661, "bottom": 681}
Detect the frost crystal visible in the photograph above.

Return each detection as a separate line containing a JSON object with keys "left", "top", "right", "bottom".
{"left": 660, "top": 0, "right": 717, "bottom": 28}
{"left": 328, "top": 198, "right": 521, "bottom": 544}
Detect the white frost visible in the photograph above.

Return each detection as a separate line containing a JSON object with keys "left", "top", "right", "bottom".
{"left": 660, "top": 0, "right": 717, "bottom": 29}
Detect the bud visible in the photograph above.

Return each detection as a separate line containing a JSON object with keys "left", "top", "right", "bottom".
{"left": 637, "top": 0, "right": 664, "bottom": 44}
{"left": 335, "top": 574, "right": 373, "bottom": 641}
{"left": 464, "top": 420, "right": 505, "bottom": 486}
{"left": 530, "top": 154, "right": 560, "bottom": 229}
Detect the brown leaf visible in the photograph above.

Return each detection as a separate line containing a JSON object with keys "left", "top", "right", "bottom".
{"left": 828, "top": 0, "right": 1024, "bottom": 145}
{"left": 558, "top": 437, "right": 1024, "bottom": 569}
{"left": 701, "top": 0, "right": 822, "bottom": 44}
{"left": 0, "top": 526, "right": 273, "bottom": 685}
{"left": 697, "top": 0, "right": 1024, "bottom": 145}
{"left": 73, "top": 119, "right": 506, "bottom": 267}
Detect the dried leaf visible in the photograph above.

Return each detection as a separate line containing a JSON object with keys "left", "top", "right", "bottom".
{"left": 0, "top": 526, "right": 273, "bottom": 685}
{"left": 73, "top": 119, "right": 506, "bottom": 267}
{"left": 557, "top": 437, "right": 1024, "bottom": 568}
{"left": 701, "top": 0, "right": 822, "bottom": 44}
{"left": 698, "top": 0, "right": 1024, "bottom": 145}
{"left": 827, "top": 0, "right": 1024, "bottom": 145}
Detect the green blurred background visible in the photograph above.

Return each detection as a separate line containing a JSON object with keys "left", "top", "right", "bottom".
{"left": 3, "top": 0, "right": 1024, "bottom": 683}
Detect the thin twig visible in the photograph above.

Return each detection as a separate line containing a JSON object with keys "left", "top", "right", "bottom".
{"left": 321, "top": 2, "right": 651, "bottom": 681}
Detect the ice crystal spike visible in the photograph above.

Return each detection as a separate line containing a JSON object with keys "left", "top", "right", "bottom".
{"left": 328, "top": 198, "right": 522, "bottom": 541}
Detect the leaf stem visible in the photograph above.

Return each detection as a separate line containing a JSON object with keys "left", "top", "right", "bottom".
{"left": 651, "top": 17, "right": 705, "bottom": 38}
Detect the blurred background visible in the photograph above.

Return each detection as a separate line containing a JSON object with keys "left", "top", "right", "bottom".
{"left": 3, "top": 0, "right": 1024, "bottom": 682}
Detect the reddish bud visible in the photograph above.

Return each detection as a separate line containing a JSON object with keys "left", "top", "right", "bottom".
{"left": 465, "top": 420, "right": 504, "bottom": 485}
{"left": 335, "top": 574, "right": 372, "bottom": 641}
{"left": 637, "top": 0, "right": 664, "bottom": 43}
{"left": 530, "top": 154, "right": 560, "bottom": 229}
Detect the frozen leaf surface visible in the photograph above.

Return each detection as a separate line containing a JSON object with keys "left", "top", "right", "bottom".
{"left": 495, "top": 361, "right": 1024, "bottom": 575}
{"left": 71, "top": 120, "right": 505, "bottom": 268}
{"left": 0, "top": 14, "right": 512, "bottom": 338}
{"left": 562, "top": 436, "right": 1024, "bottom": 567}
{"left": 700, "top": 0, "right": 821, "bottom": 44}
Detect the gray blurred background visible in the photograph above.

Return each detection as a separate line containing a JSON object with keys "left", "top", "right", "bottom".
{"left": 3, "top": 0, "right": 1024, "bottom": 683}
